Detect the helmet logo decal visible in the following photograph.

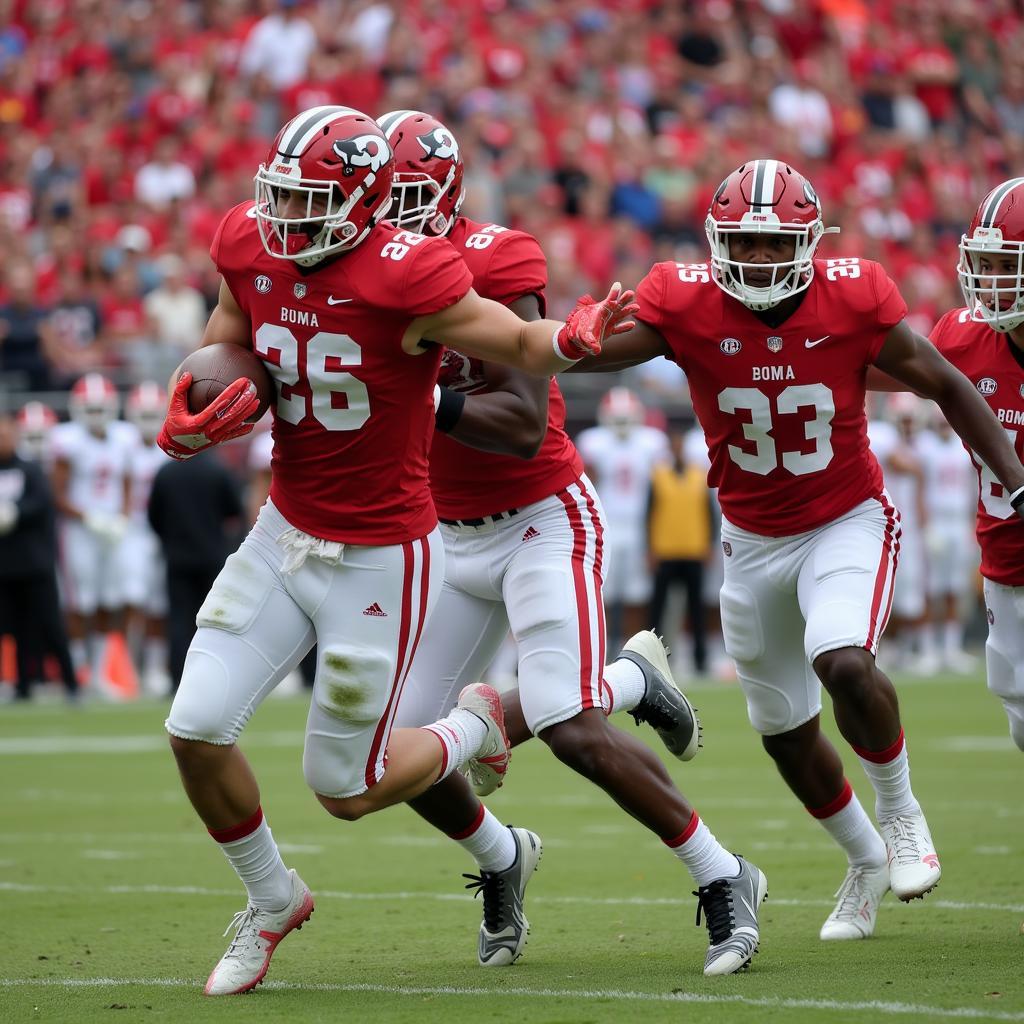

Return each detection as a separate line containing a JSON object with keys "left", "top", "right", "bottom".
{"left": 417, "top": 128, "right": 459, "bottom": 161}
{"left": 332, "top": 134, "right": 391, "bottom": 175}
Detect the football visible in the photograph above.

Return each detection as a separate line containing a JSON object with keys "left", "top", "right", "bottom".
{"left": 176, "top": 343, "right": 274, "bottom": 423}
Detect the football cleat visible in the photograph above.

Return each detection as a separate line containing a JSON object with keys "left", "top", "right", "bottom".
{"left": 204, "top": 869, "right": 313, "bottom": 996}
{"left": 619, "top": 631, "right": 702, "bottom": 760}
{"left": 819, "top": 863, "right": 890, "bottom": 940}
{"left": 457, "top": 682, "right": 511, "bottom": 797}
{"left": 463, "top": 827, "right": 542, "bottom": 966}
{"left": 879, "top": 812, "right": 941, "bottom": 901}
{"left": 695, "top": 856, "right": 768, "bottom": 976}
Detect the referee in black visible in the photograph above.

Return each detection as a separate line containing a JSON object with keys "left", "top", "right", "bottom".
{"left": 147, "top": 448, "right": 242, "bottom": 692}
{"left": 0, "top": 407, "right": 78, "bottom": 701}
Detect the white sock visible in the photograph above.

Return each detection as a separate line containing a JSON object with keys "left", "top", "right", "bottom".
{"left": 424, "top": 707, "right": 488, "bottom": 782}
{"left": 210, "top": 806, "right": 293, "bottom": 911}
{"left": 664, "top": 814, "right": 740, "bottom": 886}
{"left": 89, "top": 634, "right": 108, "bottom": 686}
{"left": 450, "top": 806, "right": 517, "bottom": 872}
{"left": 808, "top": 780, "right": 886, "bottom": 867}
{"left": 942, "top": 621, "right": 963, "bottom": 656}
{"left": 601, "top": 658, "right": 646, "bottom": 714}
{"left": 917, "top": 623, "right": 937, "bottom": 659}
{"left": 854, "top": 730, "right": 921, "bottom": 820}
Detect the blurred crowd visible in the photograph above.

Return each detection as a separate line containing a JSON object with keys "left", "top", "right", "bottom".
{"left": 1, "top": 0, "right": 1023, "bottom": 404}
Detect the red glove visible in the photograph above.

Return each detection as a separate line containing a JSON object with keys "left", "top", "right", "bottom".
{"left": 553, "top": 282, "right": 640, "bottom": 360}
{"left": 156, "top": 372, "right": 260, "bottom": 461}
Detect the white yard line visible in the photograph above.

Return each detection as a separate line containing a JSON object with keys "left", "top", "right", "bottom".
{"left": 0, "top": 977, "right": 1020, "bottom": 1021}
{"left": 0, "top": 880, "right": 1020, "bottom": 914}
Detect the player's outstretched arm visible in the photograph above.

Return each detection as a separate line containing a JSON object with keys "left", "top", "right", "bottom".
{"left": 565, "top": 317, "right": 674, "bottom": 373}
{"left": 435, "top": 295, "right": 550, "bottom": 459}
{"left": 874, "top": 320, "right": 1024, "bottom": 513}
{"left": 406, "top": 283, "right": 638, "bottom": 376}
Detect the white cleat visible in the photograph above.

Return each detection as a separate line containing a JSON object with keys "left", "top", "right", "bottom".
{"left": 457, "top": 682, "right": 511, "bottom": 797}
{"left": 879, "top": 812, "right": 941, "bottom": 901}
{"left": 819, "top": 863, "right": 890, "bottom": 940}
{"left": 204, "top": 869, "right": 314, "bottom": 996}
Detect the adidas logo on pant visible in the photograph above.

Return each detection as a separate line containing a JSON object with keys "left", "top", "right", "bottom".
{"left": 522, "top": 526, "right": 539, "bottom": 542}
{"left": 363, "top": 602, "right": 387, "bottom": 617}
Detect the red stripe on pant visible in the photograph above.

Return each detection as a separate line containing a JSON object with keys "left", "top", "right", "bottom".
{"left": 557, "top": 487, "right": 596, "bottom": 711}
{"left": 578, "top": 477, "right": 606, "bottom": 711}
{"left": 864, "top": 496, "right": 899, "bottom": 653}
{"left": 364, "top": 540, "right": 417, "bottom": 789}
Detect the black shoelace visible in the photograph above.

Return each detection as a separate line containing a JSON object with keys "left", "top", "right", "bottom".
{"left": 693, "top": 880, "right": 736, "bottom": 945}
{"left": 464, "top": 872, "right": 505, "bottom": 931}
{"left": 630, "top": 692, "right": 675, "bottom": 730}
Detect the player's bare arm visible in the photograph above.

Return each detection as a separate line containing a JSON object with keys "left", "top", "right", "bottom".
{"left": 436, "top": 294, "right": 550, "bottom": 458}
{"left": 873, "top": 320, "right": 1024, "bottom": 497}
{"left": 566, "top": 317, "right": 673, "bottom": 373}
{"left": 404, "top": 283, "right": 637, "bottom": 375}
{"left": 200, "top": 279, "right": 251, "bottom": 350}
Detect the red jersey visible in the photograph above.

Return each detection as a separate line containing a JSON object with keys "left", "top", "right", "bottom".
{"left": 636, "top": 257, "right": 906, "bottom": 536}
{"left": 428, "top": 217, "right": 583, "bottom": 519}
{"left": 210, "top": 202, "right": 472, "bottom": 544}
{"left": 930, "top": 309, "right": 1024, "bottom": 586}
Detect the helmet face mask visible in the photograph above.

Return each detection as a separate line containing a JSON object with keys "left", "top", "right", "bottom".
{"left": 376, "top": 110, "right": 465, "bottom": 237}
{"left": 254, "top": 106, "right": 394, "bottom": 266}
{"left": 705, "top": 159, "right": 833, "bottom": 311}
{"left": 958, "top": 178, "right": 1024, "bottom": 333}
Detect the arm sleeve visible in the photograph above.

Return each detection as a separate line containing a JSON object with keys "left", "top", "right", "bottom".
{"left": 400, "top": 237, "right": 474, "bottom": 317}
{"left": 482, "top": 233, "right": 548, "bottom": 314}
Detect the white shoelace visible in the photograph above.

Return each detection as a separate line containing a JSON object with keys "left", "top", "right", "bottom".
{"left": 278, "top": 528, "right": 345, "bottom": 575}
{"left": 884, "top": 817, "right": 922, "bottom": 865}
{"left": 831, "top": 868, "right": 871, "bottom": 919}
{"left": 221, "top": 906, "right": 261, "bottom": 957}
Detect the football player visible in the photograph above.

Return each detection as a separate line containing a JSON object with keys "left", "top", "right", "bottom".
{"left": 576, "top": 387, "right": 670, "bottom": 646}
{"left": 16, "top": 401, "right": 57, "bottom": 464}
{"left": 51, "top": 373, "right": 134, "bottom": 694}
{"left": 875, "top": 177, "right": 1024, "bottom": 750}
{"left": 570, "top": 159, "right": 1024, "bottom": 942}
{"left": 154, "top": 106, "right": 635, "bottom": 996}
{"left": 119, "top": 382, "right": 170, "bottom": 694}
{"left": 379, "top": 111, "right": 751, "bottom": 979}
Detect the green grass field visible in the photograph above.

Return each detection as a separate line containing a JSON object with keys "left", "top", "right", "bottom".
{"left": 0, "top": 673, "right": 1021, "bottom": 1024}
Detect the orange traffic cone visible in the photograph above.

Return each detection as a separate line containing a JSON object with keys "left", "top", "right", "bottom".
{"left": 101, "top": 631, "right": 139, "bottom": 700}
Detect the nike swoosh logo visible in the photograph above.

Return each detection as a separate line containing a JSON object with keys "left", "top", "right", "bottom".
{"left": 805, "top": 335, "right": 830, "bottom": 348}
{"left": 327, "top": 296, "right": 353, "bottom": 305}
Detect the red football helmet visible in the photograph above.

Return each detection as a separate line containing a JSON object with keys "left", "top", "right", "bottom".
{"left": 598, "top": 387, "right": 645, "bottom": 435}
{"left": 958, "top": 177, "right": 1024, "bottom": 333}
{"left": 69, "top": 373, "right": 119, "bottom": 433}
{"left": 376, "top": 110, "right": 465, "bottom": 236}
{"left": 16, "top": 401, "right": 57, "bottom": 460}
{"left": 254, "top": 105, "right": 394, "bottom": 265}
{"left": 705, "top": 159, "right": 837, "bottom": 310}
{"left": 127, "top": 381, "right": 166, "bottom": 443}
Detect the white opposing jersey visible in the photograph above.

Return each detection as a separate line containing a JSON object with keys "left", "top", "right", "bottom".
{"left": 51, "top": 420, "right": 136, "bottom": 516}
{"left": 126, "top": 438, "right": 168, "bottom": 525}
{"left": 576, "top": 424, "right": 669, "bottom": 533}
{"left": 917, "top": 429, "right": 975, "bottom": 525}
{"left": 867, "top": 420, "right": 923, "bottom": 532}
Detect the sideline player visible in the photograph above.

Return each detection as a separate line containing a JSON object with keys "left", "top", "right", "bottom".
{"left": 570, "top": 159, "right": 1024, "bottom": 941}
{"left": 155, "top": 106, "right": 636, "bottom": 996}
{"left": 51, "top": 373, "right": 134, "bottom": 694}
{"left": 576, "top": 387, "right": 669, "bottom": 647}
{"left": 378, "top": 110, "right": 751, "bottom": 978}
{"left": 120, "top": 382, "right": 170, "bottom": 694}
{"left": 875, "top": 177, "right": 1024, "bottom": 748}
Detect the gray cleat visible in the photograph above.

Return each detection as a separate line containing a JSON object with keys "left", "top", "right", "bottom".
{"left": 463, "top": 827, "right": 542, "bottom": 966}
{"left": 695, "top": 856, "right": 768, "bottom": 976}
{"left": 618, "top": 630, "right": 702, "bottom": 760}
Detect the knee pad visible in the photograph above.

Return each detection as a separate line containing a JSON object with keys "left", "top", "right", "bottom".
{"left": 506, "top": 563, "right": 574, "bottom": 638}
{"left": 165, "top": 648, "right": 238, "bottom": 743}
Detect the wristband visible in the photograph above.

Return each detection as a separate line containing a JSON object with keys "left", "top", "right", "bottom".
{"left": 551, "top": 326, "right": 583, "bottom": 364}
{"left": 435, "top": 386, "right": 466, "bottom": 433}
{"left": 1010, "top": 484, "right": 1024, "bottom": 512}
